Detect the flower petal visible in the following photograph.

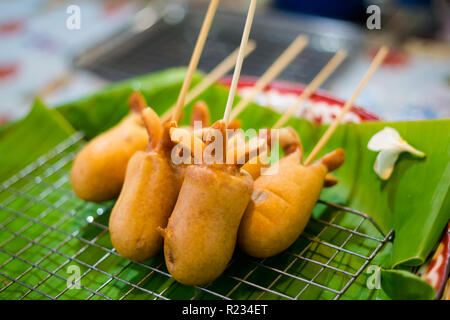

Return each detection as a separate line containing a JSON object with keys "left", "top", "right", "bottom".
{"left": 374, "top": 149, "right": 400, "bottom": 180}
{"left": 393, "top": 138, "right": 426, "bottom": 158}
{"left": 368, "top": 127, "right": 400, "bottom": 151}
{"left": 368, "top": 127, "right": 426, "bottom": 180}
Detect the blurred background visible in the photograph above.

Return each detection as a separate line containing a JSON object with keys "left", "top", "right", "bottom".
{"left": 0, "top": 0, "right": 449, "bottom": 123}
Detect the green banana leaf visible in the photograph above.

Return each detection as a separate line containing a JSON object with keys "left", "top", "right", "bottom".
{"left": 1, "top": 68, "right": 447, "bottom": 299}
{"left": 0, "top": 100, "right": 75, "bottom": 182}
{"left": 380, "top": 269, "right": 435, "bottom": 300}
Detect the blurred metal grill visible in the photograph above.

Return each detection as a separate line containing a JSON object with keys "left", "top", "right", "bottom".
{"left": 0, "top": 134, "right": 392, "bottom": 300}
{"left": 77, "top": 7, "right": 361, "bottom": 86}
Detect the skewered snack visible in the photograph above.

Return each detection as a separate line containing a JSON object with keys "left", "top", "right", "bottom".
{"left": 162, "top": 0, "right": 259, "bottom": 285}
{"left": 109, "top": 107, "right": 183, "bottom": 261}
{"left": 233, "top": 51, "right": 349, "bottom": 257}
{"left": 238, "top": 133, "right": 345, "bottom": 258}
{"left": 238, "top": 46, "right": 389, "bottom": 259}
{"left": 162, "top": 121, "right": 255, "bottom": 285}
{"left": 70, "top": 92, "right": 148, "bottom": 202}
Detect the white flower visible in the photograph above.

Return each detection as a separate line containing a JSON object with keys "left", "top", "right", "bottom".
{"left": 368, "top": 127, "right": 425, "bottom": 180}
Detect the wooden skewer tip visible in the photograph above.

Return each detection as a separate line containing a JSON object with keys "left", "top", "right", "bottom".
{"left": 304, "top": 46, "right": 389, "bottom": 165}
{"left": 171, "top": 0, "right": 219, "bottom": 123}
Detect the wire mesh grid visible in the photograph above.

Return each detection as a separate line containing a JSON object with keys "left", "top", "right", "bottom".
{"left": 0, "top": 133, "right": 392, "bottom": 300}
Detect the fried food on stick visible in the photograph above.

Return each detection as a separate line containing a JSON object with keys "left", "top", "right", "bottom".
{"left": 162, "top": 120, "right": 254, "bottom": 285}
{"left": 238, "top": 133, "right": 345, "bottom": 258}
{"left": 237, "top": 46, "right": 389, "bottom": 258}
{"left": 109, "top": 109, "right": 184, "bottom": 262}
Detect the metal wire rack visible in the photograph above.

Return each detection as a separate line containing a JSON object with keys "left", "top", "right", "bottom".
{"left": 0, "top": 133, "right": 392, "bottom": 300}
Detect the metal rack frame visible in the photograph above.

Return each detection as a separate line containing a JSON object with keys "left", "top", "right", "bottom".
{"left": 0, "top": 134, "right": 393, "bottom": 300}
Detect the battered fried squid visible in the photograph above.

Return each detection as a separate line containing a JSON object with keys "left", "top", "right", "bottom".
{"left": 108, "top": 107, "right": 183, "bottom": 262}
{"left": 161, "top": 120, "right": 265, "bottom": 285}
{"left": 237, "top": 46, "right": 389, "bottom": 259}
{"left": 238, "top": 131, "right": 345, "bottom": 258}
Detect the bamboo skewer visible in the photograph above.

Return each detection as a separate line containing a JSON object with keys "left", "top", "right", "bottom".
{"left": 36, "top": 72, "right": 74, "bottom": 99}
{"left": 223, "top": 0, "right": 258, "bottom": 125}
{"left": 236, "top": 50, "right": 347, "bottom": 173}
{"left": 161, "top": 40, "right": 257, "bottom": 122}
{"left": 304, "top": 46, "right": 389, "bottom": 165}
{"left": 171, "top": 0, "right": 219, "bottom": 123}
{"left": 272, "top": 49, "right": 347, "bottom": 129}
{"left": 229, "top": 35, "right": 309, "bottom": 120}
